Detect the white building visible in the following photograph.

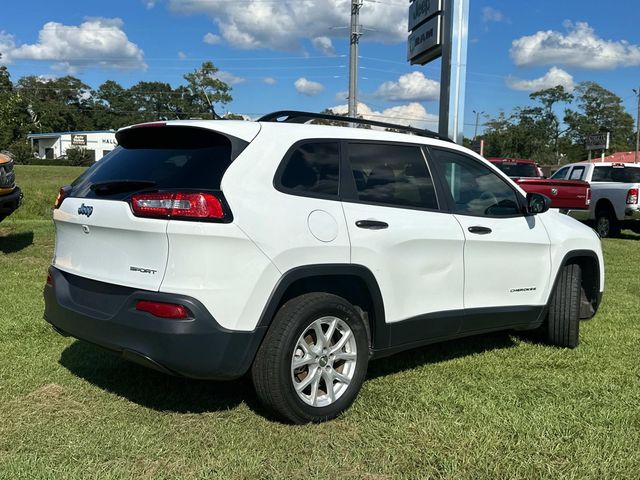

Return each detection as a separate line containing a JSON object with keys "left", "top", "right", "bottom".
{"left": 27, "top": 130, "right": 117, "bottom": 162}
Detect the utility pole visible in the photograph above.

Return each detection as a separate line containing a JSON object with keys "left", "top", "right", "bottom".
{"left": 634, "top": 88, "right": 640, "bottom": 163}
{"left": 472, "top": 110, "right": 483, "bottom": 140}
{"left": 348, "top": 0, "right": 363, "bottom": 119}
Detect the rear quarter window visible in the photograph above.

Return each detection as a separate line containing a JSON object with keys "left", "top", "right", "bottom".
{"left": 277, "top": 142, "right": 340, "bottom": 198}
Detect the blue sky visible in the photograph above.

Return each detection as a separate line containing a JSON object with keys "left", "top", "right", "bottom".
{"left": 1, "top": 0, "right": 639, "bottom": 137}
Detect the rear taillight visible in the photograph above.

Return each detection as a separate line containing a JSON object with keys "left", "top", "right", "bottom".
{"left": 130, "top": 192, "right": 225, "bottom": 220}
{"left": 54, "top": 187, "right": 69, "bottom": 209}
{"left": 626, "top": 188, "right": 638, "bottom": 205}
{"left": 136, "top": 300, "right": 189, "bottom": 319}
{"left": 586, "top": 188, "right": 591, "bottom": 206}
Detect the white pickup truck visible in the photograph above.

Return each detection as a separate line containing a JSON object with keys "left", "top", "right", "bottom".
{"left": 550, "top": 161, "right": 640, "bottom": 237}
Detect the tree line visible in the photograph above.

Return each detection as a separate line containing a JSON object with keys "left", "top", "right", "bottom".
{"left": 476, "top": 82, "right": 636, "bottom": 164}
{"left": 0, "top": 56, "right": 234, "bottom": 162}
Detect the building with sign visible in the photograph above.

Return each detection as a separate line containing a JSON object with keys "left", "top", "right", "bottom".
{"left": 27, "top": 130, "right": 117, "bottom": 162}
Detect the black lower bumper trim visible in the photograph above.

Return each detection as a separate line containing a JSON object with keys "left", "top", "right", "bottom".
{"left": 44, "top": 267, "right": 266, "bottom": 380}
{"left": 0, "top": 187, "right": 22, "bottom": 218}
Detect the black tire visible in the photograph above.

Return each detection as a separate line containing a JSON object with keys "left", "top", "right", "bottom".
{"left": 251, "top": 293, "right": 369, "bottom": 424}
{"left": 595, "top": 206, "right": 620, "bottom": 238}
{"left": 545, "top": 263, "right": 582, "bottom": 348}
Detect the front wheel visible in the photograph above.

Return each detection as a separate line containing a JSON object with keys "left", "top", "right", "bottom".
{"left": 251, "top": 293, "right": 369, "bottom": 423}
{"left": 544, "top": 263, "right": 582, "bottom": 348}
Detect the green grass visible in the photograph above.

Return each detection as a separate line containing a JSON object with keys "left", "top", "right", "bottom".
{"left": 1, "top": 166, "right": 639, "bottom": 479}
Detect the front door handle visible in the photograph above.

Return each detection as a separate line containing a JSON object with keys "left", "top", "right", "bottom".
{"left": 356, "top": 220, "right": 389, "bottom": 230}
{"left": 468, "top": 226, "right": 492, "bottom": 235}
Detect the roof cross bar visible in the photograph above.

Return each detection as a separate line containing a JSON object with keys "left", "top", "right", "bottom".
{"left": 258, "top": 110, "right": 451, "bottom": 142}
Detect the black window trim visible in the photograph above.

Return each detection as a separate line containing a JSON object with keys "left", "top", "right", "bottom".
{"left": 339, "top": 139, "right": 445, "bottom": 214}
{"left": 425, "top": 146, "right": 529, "bottom": 219}
{"left": 273, "top": 138, "right": 343, "bottom": 201}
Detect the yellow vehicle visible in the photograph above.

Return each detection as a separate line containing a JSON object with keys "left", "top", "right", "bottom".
{"left": 0, "top": 151, "right": 22, "bottom": 222}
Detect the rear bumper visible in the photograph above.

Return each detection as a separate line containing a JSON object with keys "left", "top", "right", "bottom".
{"left": 0, "top": 187, "right": 22, "bottom": 218}
{"left": 624, "top": 207, "right": 640, "bottom": 221}
{"left": 44, "top": 267, "right": 266, "bottom": 380}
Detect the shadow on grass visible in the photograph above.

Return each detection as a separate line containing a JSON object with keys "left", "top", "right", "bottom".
{"left": 618, "top": 231, "right": 640, "bottom": 241}
{"left": 0, "top": 230, "right": 34, "bottom": 253}
{"left": 59, "top": 341, "right": 261, "bottom": 415}
{"left": 367, "top": 331, "right": 517, "bottom": 380}
{"left": 60, "top": 332, "right": 517, "bottom": 417}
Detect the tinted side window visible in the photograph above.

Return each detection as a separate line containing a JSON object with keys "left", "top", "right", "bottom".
{"left": 591, "top": 166, "right": 610, "bottom": 182}
{"left": 347, "top": 143, "right": 438, "bottom": 209}
{"left": 431, "top": 149, "right": 522, "bottom": 217}
{"left": 280, "top": 142, "right": 340, "bottom": 197}
{"left": 550, "top": 166, "right": 569, "bottom": 180}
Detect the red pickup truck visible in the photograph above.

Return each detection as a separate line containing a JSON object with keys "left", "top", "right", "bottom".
{"left": 488, "top": 158, "right": 590, "bottom": 210}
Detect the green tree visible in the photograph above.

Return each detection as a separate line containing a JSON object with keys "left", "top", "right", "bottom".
{"left": 183, "top": 61, "right": 232, "bottom": 118}
{"left": 564, "top": 81, "right": 634, "bottom": 160}
{"left": 16, "top": 75, "right": 94, "bottom": 133}
{"left": 0, "top": 56, "right": 25, "bottom": 147}
{"left": 529, "top": 86, "right": 573, "bottom": 164}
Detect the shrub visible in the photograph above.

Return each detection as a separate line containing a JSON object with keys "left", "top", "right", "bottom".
{"left": 66, "top": 147, "right": 94, "bottom": 166}
{"left": 7, "top": 140, "right": 36, "bottom": 165}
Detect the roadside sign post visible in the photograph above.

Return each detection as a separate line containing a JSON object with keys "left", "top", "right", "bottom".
{"left": 408, "top": 0, "right": 469, "bottom": 145}
{"left": 586, "top": 132, "right": 610, "bottom": 162}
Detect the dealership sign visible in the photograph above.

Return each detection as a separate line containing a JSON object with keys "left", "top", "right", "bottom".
{"left": 586, "top": 132, "right": 610, "bottom": 150}
{"left": 407, "top": 0, "right": 444, "bottom": 65}
{"left": 71, "top": 134, "right": 87, "bottom": 146}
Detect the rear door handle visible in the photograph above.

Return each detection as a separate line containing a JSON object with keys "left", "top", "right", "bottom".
{"left": 356, "top": 220, "right": 389, "bottom": 230}
{"left": 468, "top": 226, "right": 492, "bottom": 235}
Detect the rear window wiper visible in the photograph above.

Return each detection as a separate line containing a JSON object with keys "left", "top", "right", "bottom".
{"left": 90, "top": 180, "right": 157, "bottom": 195}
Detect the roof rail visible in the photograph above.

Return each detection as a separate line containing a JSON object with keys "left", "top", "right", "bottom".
{"left": 258, "top": 110, "right": 451, "bottom": 142}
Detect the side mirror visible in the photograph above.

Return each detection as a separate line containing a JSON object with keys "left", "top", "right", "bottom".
{"left": 527, "top": 192, "right": 551, "bottom": 215}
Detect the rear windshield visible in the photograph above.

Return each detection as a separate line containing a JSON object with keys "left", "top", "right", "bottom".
{"left": 492, "top": 162, "right": 540, "bottom": 178}
{"left": 591, "top": 166, "right": 640, "bottom": 183}
{"left": 71, "top": 126, "right": 245, "bottom": 199}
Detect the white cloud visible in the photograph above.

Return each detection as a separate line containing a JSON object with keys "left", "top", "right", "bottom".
{"left": 167, "top": 0, "right": 406, "bottom": 50}
{"left": 312, "top": 36, "right": 335, "bottom": 56}
{"left": 295, "top": 77, "right": 324, "bottom": 96}
{"left": 511, "top": 21, "right": 640, "bottom": 70}
{"left": 330, "top": 102, "right": 439, "bottom": 130}
{"left": 262, "top": 77, "right": 276, "bottom": 85}
{"left": 203, "top": 32, "right": 222, "bottom": 45}
{"left": 142, "top": 0, "right": 156, "bottom": 9}
{"left": 482, "top": 7, "right": 506, "bottom": 23}
{"left": 374, "top": 71, "right": 440, "bottom": 102}
{"left": 214, "top": 70, "right": 245, "bottom": 85}
{"left": 506, "top": 66, "right": 575, "bottom": 93}
{"left": 1, "top": 18, "right": 145, "bottom": 73}
{"left": 177, "top": 51, "right": 187, "bottom": 60}
{"left": 335, "top": 90, "right": 348, "bottom": 100}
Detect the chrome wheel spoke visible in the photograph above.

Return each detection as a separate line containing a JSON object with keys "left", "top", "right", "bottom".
{"left": 322, "top": 370, "right": 336, "bottom": 403}
{"left": 324, "top": 317, "right": 338, "bottom": 345}
{"left": 329, "top": 329, "right": 351, "bottom": 355}
{"left": 295, "top": 366, "right": 318, "bottom": 392}
{"left": 333, "top": 351, "right": 357, "bottom": 362}
{"left": 312, "top": 321, "right": 326, "bottom": 351}
{"left": 333, "top": 370, "right": 351, "bottom": 385}
{"left": 292, "top": 354, "right": 315, "bottom": 369}
{"left": 309, "top": 373, "right": 321, "bottom": 406}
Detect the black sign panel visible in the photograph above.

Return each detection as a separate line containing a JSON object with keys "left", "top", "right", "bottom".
{"left": 71, "top": 134, "right": 87, "bottom": 146}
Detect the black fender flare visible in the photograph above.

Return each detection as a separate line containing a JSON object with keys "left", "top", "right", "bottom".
{"left": 256, "top": 264, "right": 389, "bottom": 349}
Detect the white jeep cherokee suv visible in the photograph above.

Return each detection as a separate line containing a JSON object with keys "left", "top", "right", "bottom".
{"left": 44, "top": 111, "right": 604, "bottom": 423}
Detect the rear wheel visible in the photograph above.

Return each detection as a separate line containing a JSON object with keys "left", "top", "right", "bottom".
{"left": 545, "top": 264, "right": 582, "bottom": 348}
{"left": 251, "top": 293, "right": 369, "bottom": 424}
{"left": 595, "top": 207, "right": 620, "bottom": 238}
